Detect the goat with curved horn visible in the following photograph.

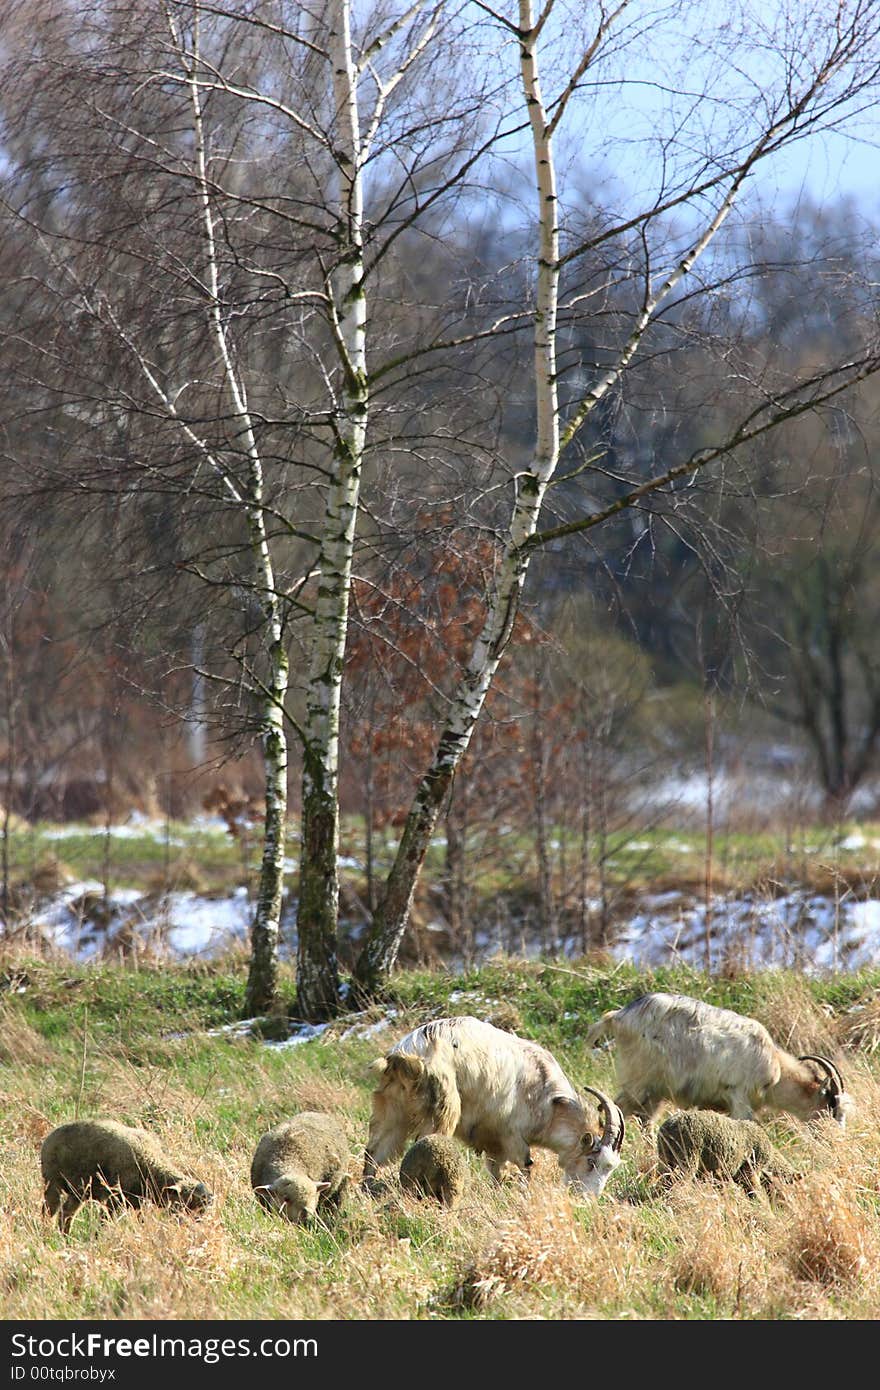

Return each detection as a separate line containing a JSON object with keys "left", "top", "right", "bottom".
{"left": 364, "top": 1016, "right": 625, "bottom": 1197}
{"left": 583, "top": 993, "right": 854, "bottom": 1127}
{"left": 799, "top": 1055, "right": 848, "bottom": 1125}
{"left": 582, "top": 1085, "right": 625, "bottom": 1154}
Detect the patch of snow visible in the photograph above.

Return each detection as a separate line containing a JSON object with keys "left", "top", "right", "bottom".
{"left": 265, "top": 1022, "right": 330, "bottom": 1050}
{"left": 448, "top": 990, "right": 500, "bottom": 1009}
{"left": 642, "top": 890, "right": 684, "bottom": 908}
{"left": 206, "top": 1017, "right": 262, "bottom": 1039}
{"left": 42, "top": 821, "right": 176, "bottom": 842}
{"left": 144, "top": 886, "right": 251, "bottom": 958}
{"left": 610, "top": 888, "right": 880, "bottom": 975}
{"left": 338, "top": 1008, "right": 399, "bottom": 1041}
{"left": 29, "top": 883, "right": 253, "bottom": 962}
{"left": 840, "top": 833, "right": 867, "bottom": 851}
{"left": 337, "top": 855, "right": 363, "bottom": 870}
{"left": 189, "top": 814, "right": 232, "bottom": 834}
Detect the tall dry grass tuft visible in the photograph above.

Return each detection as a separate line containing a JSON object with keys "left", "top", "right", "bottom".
{"left": 442, "top": 1181, "right": 644, "bottom": 1314}
{"left": 287, "top": 1075, "right": 364, "bottom": 1119}
{"left": 0, "top": 1006, "right": 55, "bottom": 1065}
{"left": 784, "top": 1176, "right": 880, "bottom": 1289}
{"left": 750, "top": 975, "right": 839, "bottom": 1056}
{"left": 665, "top": 1185, "right": 780, "bottom": 1306}
{"left": 446, "top": 1188, "right": 582, "bottom": 1309}
{"left": 838, "top": 997, "right": 880, "bottom": 1055}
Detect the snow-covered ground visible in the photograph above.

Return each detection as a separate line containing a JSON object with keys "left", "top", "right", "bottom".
{"left": 610, "top": 890, "right": 880, "bottom": 973}
{"left": 634, "top": 767, "right": 880, "bottom": 825}
{"left": 28, "top": 882, "right": 255, "bottom": 961}
{"left": 7, "top": 787, "right": 880, "bottom": 973}
{"left": 16, "top": 877, "right": 880, "bottom": 974}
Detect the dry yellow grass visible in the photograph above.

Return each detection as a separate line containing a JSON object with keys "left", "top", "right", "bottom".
{"left": 4, "top": 960, "right": 880, "bottom": 1319}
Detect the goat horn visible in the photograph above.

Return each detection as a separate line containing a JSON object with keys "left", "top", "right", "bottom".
{"left": 800, "top": 1054, "right": 845, "bottom": 1096}
{"left": 582, "top": 1085, "right": 625, "bottom": 1152}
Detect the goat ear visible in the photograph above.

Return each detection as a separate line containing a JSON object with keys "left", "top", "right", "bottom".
{"left": 387, "top": 1053, "right": 425, "bottom": 1085}
{"left": 315, "top": 1181, "right": 331, "bottom": 1193}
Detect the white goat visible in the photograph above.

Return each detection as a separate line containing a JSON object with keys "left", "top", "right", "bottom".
{"left": 364, "top": 1015, "right": 624, "bottom": 1196}
{"left": 585, "top": 992, "right": 850, "bottom": 1126}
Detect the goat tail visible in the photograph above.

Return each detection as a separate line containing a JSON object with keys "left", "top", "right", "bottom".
{"left": 583, "top": 1010, "right": 619, "bottom": 1049}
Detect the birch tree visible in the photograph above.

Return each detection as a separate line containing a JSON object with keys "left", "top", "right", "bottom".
{"left": 352, "top": 0, "right": 880, "bottom": 993}
{"left": 0, "top": 0, "right": 501, "bottom": 1016}
{"left": 4, "top": 0, "right": 880, "bottom": 1019}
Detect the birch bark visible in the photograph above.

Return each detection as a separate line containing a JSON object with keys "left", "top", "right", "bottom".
{"left": 354, "top": 0, "right": 560, "bottom": 993}
{"left": 296, "top": 0, "right": 368, "bottom": 1019}
{"left": 173, "top": 7, "right": 290, "bottom": 1016}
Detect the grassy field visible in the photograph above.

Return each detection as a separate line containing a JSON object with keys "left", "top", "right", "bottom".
{"left": 3, "top": 954, "right": 880, "bottom": 1320}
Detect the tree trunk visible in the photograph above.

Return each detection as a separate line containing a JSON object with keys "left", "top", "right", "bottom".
{"left": 353, "top": 0, "right": 560, "bottom": 996}
{"left": 295, "top": 0, "right": 366, "bottom": 1020}
{"left": 175, "top": 20, "right": 293, "bottom": 1017}
{"left": 444, "top": 781, "right": 471, "bottom": 960}
{"left": 1, "top": 634, "right": 14, "bottom": 929}
{"left": 530, "top": 651, "right": 556, "bottom": 951}
{"left": 244, "top": 628, "right": 289, "bottom": 1016}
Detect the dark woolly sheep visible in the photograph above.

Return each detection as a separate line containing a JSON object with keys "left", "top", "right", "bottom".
{"left": 41, "top": 1120, "right": 213, "bottom": 1233}
{"left": 400, "top": 1135, "right": 467, "bottom": 1208}
{"left": 251, "top": 1112, "right": 350, "bottom": 1225}
{"left": 657, "top": 1110, "right": 802, "bottom": 1197}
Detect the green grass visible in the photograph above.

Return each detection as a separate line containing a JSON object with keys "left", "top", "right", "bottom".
{"left": 4, "top": 955, "right": 880, "bottom": 1319}
{"left": 6, "top": 817, "right": 880, "bottom": 904}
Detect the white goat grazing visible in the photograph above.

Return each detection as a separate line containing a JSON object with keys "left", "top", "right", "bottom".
{"left": 585, "top": 992, "right": 850, "bottom": 1126}
{"left": 364, "top": 1015, "right": 624, "bottom": 1197}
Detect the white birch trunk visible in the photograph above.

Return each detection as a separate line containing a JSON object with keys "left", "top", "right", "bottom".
{"left": 296, "top": 0, "right": 368, "bottom": 1020}
{"left": 354, "top": 0, "right": 559, "bottom": 992}
{"left": 174, "top": 8, "right": 289, "bottom": 1016}
{"left": 354, "top": 0, "right": 766, "bottom": 992}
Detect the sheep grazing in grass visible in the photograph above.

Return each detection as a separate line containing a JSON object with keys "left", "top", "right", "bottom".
{"left": 657, "top": 1110, "right": 802, "bottom": 1197}
{"left": 41, "top": 1120, "right": 213, "bottom": 1233}
{"left": 251, "top": 1112, "right": 350, "bottom": 1225}
{"left": 400, "top": 1135, "right": 467, "bottom": 1208}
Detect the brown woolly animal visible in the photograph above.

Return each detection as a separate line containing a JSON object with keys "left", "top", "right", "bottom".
{"left": 399, "top": 1135, "right": 466, "bottom": 1207}
{"left": 657, "top": 1110, "right": 803, "bottom": 1196}
{"left": 41, "top": 1120, "right": 213, "bottom": 1233}
{"left": 250, "top": 1112, "right": 350, "bottom": 1225}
